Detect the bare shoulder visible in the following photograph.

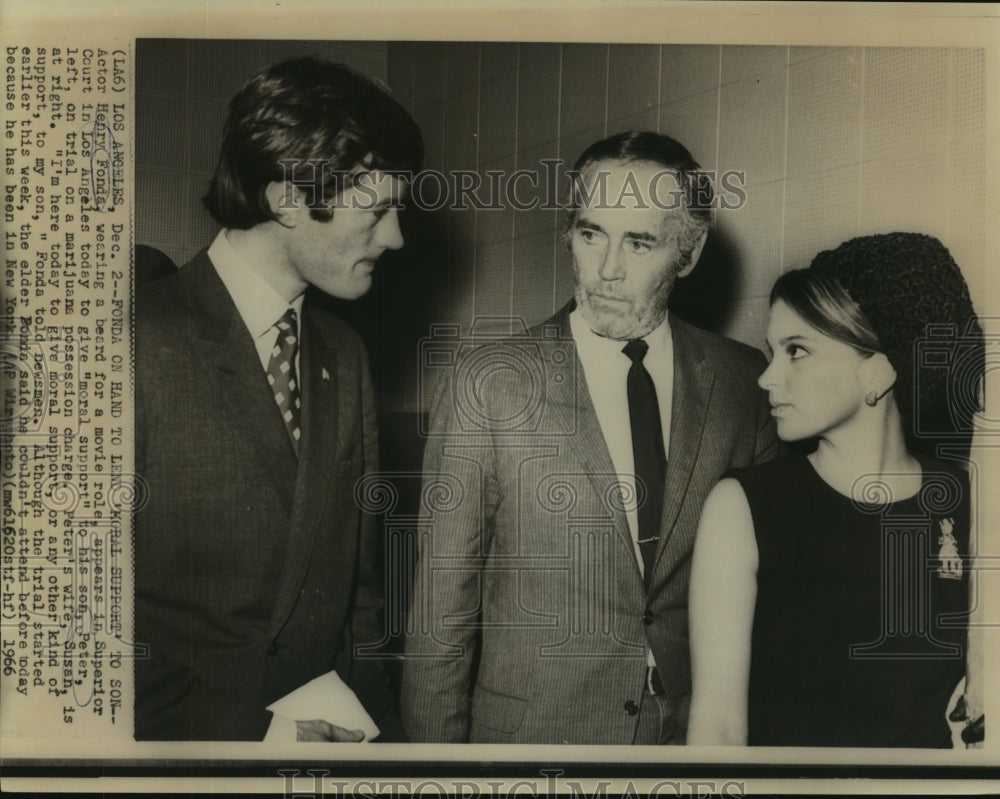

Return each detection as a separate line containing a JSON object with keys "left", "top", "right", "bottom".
{"left": 697, "top": 478, "right": 758, "bottom": 566}
{"left": 702, "top": 477, "right": 752, "bottom": 522}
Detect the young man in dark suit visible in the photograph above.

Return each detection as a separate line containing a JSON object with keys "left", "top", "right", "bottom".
{"left": 134, "top": 57, "right": 422, "bottom": 741}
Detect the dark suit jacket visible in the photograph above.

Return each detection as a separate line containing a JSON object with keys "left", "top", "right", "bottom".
{"left": 134, "top": 251, "right": 393, "bottom": 740}
{"left": 401, "top": 302, "right": 780, "bottom": 744}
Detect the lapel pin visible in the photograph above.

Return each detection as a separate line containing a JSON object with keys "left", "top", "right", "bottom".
{"left": 322, "top": 367, "right": 330, "bottom": 381}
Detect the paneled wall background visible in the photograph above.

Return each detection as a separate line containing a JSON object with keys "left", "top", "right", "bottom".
{"left": 136, "top": 41, "right": 986, "bottom": 414}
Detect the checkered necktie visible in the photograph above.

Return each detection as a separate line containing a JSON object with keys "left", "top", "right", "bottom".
{"left": 267, "top": 308, "right": 301, "bottom": 456}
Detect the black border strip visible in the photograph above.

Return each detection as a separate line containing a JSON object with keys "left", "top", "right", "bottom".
{"left": 2, "top": 762, "right": 1000, "bottom": 778}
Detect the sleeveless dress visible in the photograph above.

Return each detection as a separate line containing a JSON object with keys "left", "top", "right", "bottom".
{"left": 729, "top": 455, "right": 970, "bottom": 747}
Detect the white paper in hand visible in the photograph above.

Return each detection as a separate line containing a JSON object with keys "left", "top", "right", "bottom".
{"left": 266, "top": 670, "right": 380, "bottom": 742}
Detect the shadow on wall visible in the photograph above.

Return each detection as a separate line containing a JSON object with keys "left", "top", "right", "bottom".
{"left": 668, "top": 226, "right": 742, "bottom": 334}
{"left": 302, "top": 207, "right": 454, "bottom": 701}
{"left": 312, "top": 202, "right": 457, "bottom": 413}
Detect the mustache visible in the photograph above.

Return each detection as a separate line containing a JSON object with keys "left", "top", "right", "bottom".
{"left": 584, "top": 289, "right": 632, "bottom": 304}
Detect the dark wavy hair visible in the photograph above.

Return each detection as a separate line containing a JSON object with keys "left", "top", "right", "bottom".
{"left": 772, "top": 233, "right": 984, "bottom": 460}
{"left": 562, "top": 131, "right": 713, "bottom": 270}
{"left": 204, "top": 57, "right": 424, "bottom": 229}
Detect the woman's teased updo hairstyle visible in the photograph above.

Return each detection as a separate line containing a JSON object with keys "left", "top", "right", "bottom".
{"left": 772, "top": 233, "right": 984, "bottom": 457}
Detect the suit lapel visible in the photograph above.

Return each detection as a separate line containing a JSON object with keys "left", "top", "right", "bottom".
{"left": 184, "top": 253, "right": 298, "bottom": 513}
{"left": 545, "top": 304, "right": 638, "bottom": 575}
{"left": 655, "top": 316, "right": 715, "bottom": 568}
{"left": 268, "top": 303, "right": 343, "bottom": 637}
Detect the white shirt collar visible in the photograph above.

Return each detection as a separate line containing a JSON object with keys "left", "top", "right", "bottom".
{"left": 208, "top": 229, "right": 304, "bottom": 340}
{"left": 569, "top": 308, "right": 673, "bottom": 366}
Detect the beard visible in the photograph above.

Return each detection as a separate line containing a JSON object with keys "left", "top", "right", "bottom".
{"left": 574, "top": 283, "right": 672, "bottom": 340}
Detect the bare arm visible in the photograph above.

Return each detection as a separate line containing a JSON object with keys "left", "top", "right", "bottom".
{"left": 687, "top": 478, "right": 759, "bottom": 746}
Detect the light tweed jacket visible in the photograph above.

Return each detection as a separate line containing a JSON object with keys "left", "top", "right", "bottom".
{"left": 402, "top": 301, "right": 779, "bottom": 744}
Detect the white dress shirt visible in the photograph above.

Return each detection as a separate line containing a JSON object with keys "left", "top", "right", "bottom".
{"left": 569, "top": 308, "right": 674, "bottom": 573}
{"left": 208, "top": 229, "right": 305, "bottom": 373}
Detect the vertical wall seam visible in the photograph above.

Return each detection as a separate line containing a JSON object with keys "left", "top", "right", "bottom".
{"left": 857, "top": 46, "right": 866, "bottom": 234}
{"left": 777, "top": 46, "right": 790, "bottom": 275}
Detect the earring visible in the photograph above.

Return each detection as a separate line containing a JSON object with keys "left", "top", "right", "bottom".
{"left": 865, "top": 390, "right": 878, "bottom": 407}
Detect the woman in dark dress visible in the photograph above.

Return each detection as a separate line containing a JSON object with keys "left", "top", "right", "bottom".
{"left": 687, "top": 233, "right": 984, "bottom": 747}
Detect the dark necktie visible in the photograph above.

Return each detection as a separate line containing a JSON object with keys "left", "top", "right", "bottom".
{"left": 623, "top": 339, "right": 666, "bottom": 589}
{"left": 267, "top": 307, "right": 302, "bottom": 456}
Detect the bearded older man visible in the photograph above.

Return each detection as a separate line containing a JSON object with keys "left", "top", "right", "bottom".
{"left": 401, "top": 131, "right": 779, "bottom": 745}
